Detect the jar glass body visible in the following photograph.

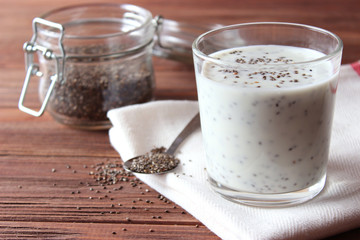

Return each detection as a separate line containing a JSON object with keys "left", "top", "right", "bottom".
{"left": 37, "top": 4, "right": 155, "bottom": 129}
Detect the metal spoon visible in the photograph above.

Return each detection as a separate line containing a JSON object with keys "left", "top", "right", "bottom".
{"left": 123, "top": 112, "right": 201, "bottom": 174}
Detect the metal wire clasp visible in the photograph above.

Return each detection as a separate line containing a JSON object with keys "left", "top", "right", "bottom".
{"left": 18, "top": 17, "right": 65, "bottom": 117}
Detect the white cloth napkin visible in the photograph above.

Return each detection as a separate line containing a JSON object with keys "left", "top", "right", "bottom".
{"left": 107, "top": 62, "right": 360, "bottom": 240}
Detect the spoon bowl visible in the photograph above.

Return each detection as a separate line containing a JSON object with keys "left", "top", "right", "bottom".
{"left": 123, "top": 112, "right": 200, "bottom": 174}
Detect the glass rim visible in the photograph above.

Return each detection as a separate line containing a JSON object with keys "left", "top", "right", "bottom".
{"left": 192, "top": 22, "right": 343, "bottom": 67}
{"left": 39, "top": 3, "right": 154, "bottom": 40}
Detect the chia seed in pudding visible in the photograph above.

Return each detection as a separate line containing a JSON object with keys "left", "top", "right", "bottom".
{"left": 196, "top": 45, "right": 337, "bottom": 194}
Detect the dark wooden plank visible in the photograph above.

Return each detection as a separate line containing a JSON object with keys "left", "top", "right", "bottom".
{"left": 0, "top": 221, "right": 219, "bottom": 240}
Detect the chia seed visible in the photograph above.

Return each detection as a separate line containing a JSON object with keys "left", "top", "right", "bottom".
{"left": 39, "top": 44, "right": 154, "bottom": 127}
{"left": 128, "top": 147, "right": 180, "bottom": 174}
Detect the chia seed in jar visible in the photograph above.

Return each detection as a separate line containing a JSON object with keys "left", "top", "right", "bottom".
{"left": 39, "top": 43, "right": 155, "bottom": 129}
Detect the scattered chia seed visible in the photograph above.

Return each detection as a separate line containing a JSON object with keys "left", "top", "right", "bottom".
{"left": 54, "top": 158, "right": 202, "bottom": 233}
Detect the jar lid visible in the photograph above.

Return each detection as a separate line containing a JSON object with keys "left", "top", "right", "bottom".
{"left": 153, "top": 16, "right": 221, "bottom": 64}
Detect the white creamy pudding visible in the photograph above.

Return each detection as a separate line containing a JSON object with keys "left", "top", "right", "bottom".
{"left": 196, "top": 45, "right": 337, "bottom": 193}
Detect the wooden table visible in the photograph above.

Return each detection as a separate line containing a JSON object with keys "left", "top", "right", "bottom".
{"left": 1, "top": 0, "right": 359, "bottom": 239}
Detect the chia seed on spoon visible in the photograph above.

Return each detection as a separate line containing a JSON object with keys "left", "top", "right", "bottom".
{"left": 128, "top": 147, "right": 180, "bottom": 174}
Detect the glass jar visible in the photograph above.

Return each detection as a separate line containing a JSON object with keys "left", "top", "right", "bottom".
{"left": 19, "top": 3, "right": 215, "bottom": 129}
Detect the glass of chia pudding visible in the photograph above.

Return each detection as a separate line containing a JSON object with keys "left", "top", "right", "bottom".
{"left": 192, "top": 22, "right": 343, "bottom": 207}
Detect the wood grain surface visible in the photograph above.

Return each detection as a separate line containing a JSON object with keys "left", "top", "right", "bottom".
{"left": 1, "top": 0, "right": 359, "bottom": 239}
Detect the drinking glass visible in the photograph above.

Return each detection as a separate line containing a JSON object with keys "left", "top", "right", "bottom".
{"left": 192, "top": 22, "right": 343, "bottom": 207}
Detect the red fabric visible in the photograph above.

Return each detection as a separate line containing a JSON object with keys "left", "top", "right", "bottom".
{"left": 351, "top": 61, "right": 360, "bottom": 76}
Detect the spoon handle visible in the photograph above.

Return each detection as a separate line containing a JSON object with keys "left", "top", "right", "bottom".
{"left": 166, "top": 112, "right": 201, "bottom": 155}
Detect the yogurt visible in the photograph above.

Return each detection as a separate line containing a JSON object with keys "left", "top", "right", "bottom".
{"left": 196, "top": 45, "right": 337, "bottom": 193}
